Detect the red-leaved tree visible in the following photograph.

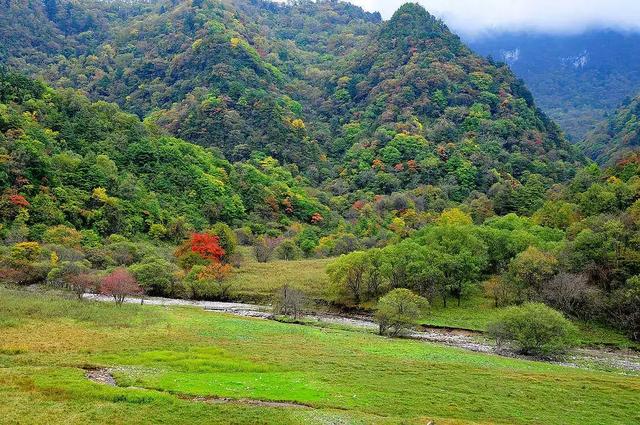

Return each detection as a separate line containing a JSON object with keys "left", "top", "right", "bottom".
{"left": 189, "top": 233, "right": 225, "bottom": 262}
{"left": 68, "top": 273, "right": 98, "bottom": 300}
{"left": 100, "top": 268, "right": 143, "bottom": 305}
{"left": 8, "top": 194, "right": 30, "bottom": 208}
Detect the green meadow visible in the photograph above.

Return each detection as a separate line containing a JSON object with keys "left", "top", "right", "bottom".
{"left": 0, "top": 287, "right": 638, "bottom": 425}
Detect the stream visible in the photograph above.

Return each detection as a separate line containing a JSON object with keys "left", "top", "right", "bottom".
{"left": 83, "top": 293, "right": 640, "bottom": 374}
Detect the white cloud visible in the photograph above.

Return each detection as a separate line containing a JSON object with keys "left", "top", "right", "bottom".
{"left": 333, "top": 0, "right": 640, "bottom": 37}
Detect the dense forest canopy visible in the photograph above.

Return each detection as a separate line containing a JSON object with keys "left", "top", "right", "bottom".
{"left": 0, "top": 69, "right": 333, "bottom": 238}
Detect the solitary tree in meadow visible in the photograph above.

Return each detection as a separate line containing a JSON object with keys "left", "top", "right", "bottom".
{"left": 375, "top": 288, "right": 429, "bottom": 337}
{"left": 273, "top": 284, "right": 306, "bottom": 319}
{"left": 100, "top": 268, "right": 143, "bottom": 305}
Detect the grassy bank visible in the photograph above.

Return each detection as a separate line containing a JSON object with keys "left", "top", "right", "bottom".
{"left": 227, "top": 248, "right": 331, "bottom": 303}
{"left": 0, "top": 286, "right": 639, "bottom": 424}
{"left": 227, "top": 252, "right": 638, "bottom": 349}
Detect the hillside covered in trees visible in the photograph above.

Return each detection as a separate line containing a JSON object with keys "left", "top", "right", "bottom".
{"left": 0, "top": 69, "right": 332, "bottom": 238}
{"left": 0, "top": 0, "right": 638, "bottom": 343}
{"left": 1, "top": 0, "right": 583, "bottom": 184}
{"left": 581, "top": 92, "right": 640, "bottom": 164}
{"left": 470, "top": 31, "right": 640, "bottom": 141}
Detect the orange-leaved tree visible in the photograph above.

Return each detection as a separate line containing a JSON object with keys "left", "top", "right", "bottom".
{"left": 188, "top": 233, "right": 226, "bottom": 262}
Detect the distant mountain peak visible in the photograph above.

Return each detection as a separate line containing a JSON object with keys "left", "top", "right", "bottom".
{"left": 380, "top": 2, "right": 452, "bottom": 43}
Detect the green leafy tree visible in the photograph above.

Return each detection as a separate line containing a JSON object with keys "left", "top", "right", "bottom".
{"left": 209, "top": 222, "right": 238, "bottom": 262}
{"left": 505, "top": 246, "right": 558, "bottom": 302}
{"left": 375, "top": 288, "right": 429, "bottom": 336}
{"left": 326, "top": 251, "right": 369, "bottom": 304}
{"left": 129, "top": 258, "right": 178, "bottom": 296}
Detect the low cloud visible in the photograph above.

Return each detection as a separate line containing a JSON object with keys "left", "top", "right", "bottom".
{"left": 340, "top": 0, "right": 640, "bottom": 37}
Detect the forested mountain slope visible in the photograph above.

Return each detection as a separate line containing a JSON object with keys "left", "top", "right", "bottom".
{"left": 1, "top": 0, "right": 381, "bottom": 166}
{"left": 581, "top": 93, "right": 640, "bottom": 164}
{"left": 1, "top": 1, "right": 583, "bottom": 187}
{"left": 0, "top": 69, "right": 331, "bottom": 241}
{"left": 319, "top": 3, "right": 582, "bottom": 216}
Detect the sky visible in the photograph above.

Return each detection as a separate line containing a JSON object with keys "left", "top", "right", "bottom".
{"left": 338, "top": 0, "right": 640, "bottom": 38}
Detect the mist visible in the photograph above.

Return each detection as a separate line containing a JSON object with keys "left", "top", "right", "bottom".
{"left": 338, "top": 0, "right": 640, "bottom": 37}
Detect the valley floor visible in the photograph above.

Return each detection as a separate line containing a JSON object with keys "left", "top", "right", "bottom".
{"left": 1, "top": 287, "right": 639, "bottom": 424}
{"left": 83, "top": 292, "right": 640, "bottom": 374}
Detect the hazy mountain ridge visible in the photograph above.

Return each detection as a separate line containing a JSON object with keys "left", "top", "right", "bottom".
{"left": 581, "top": 92, "right": 640, "bottom": 164}
{"left": 469, "top": 30, "right": 640, "bottom": 140}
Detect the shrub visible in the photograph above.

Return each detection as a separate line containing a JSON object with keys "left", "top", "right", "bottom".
{"left": 10, "top": 242, "right": 42, "bottom": 263}
{"left": 609, "top": 276, "right": 640, "bottom": 342}
{"left": 0, "top": 267, "right": 32, "bottom": 285}
{"left": 129, "top": 258, "right": 178, "bottom": 296}
{"left": 148, "top": 223, "right": 167, "bottom": 240}
{"left": 487, "top": 303, "right": 577, "bottom": 356}
{"left": 235, "top": 226, "right": 254, "bottom": 246}
{"left": 227, "top": 252, "right": 243, "bottom": 268}
{"left": 46, "top": 260, "right": 91, "bottom": 286}
{"left": 187, "top": 277, "right": 217, "bottom": 300}
{"left": 184, "top": 233, "right": 225, "bottom": 262}
{"left": 541, "top": 272, "right": 600, "bottom": 320}
{"left": 198, "top": 262, "right": 234, "bottom": 300}
{"left": 209, "top": 222, "right": 238, "bottom": 262}
{"left": 42, "top": 225, "right": 82, "bottom": 247}
{"left": 68, "top": 273, "right": 98, "bottom": 300}
{"left": 169, "top": 279, "right": 193, "bottom": 299}
{"left": 176, "top": 251, "right": 209, "bottom": 271}
{"left": 254, "top": 236, "right": 281, "bottom": 263}
{"left": 374, "top": 288, "right": 429, "bottom": 337}
{"left": 105, "top": 241, "right": 141, "bottom": 266}
{"left": 483, "top": 276, "right": 513, "bottom": 307}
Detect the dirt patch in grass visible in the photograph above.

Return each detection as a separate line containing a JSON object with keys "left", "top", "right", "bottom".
{"left": 84, "top": 367, "right": 314, "bottom": 409}
{"left": 85, "top": 368, "right": 117, "bottom": 386}
{"left": 179, "top": 394, "right": 312, "bottom": 409}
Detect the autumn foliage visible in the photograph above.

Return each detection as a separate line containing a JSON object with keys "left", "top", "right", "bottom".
{"left": 68, "top": 273, "right": 98, "bottom": 300}
{"left": 198, "top": 262, "right": 233, "bottom": 282}
{"left": 100, "top": 268, "right": 143, "bottom": 305}
{"left": 187, "top": 233, "right": 226, "bottom": 262}
{"left": 8, "top": 194, "right": 29, "bottom": 208}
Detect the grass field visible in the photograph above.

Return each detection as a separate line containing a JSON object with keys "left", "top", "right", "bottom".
{"left": 227, "top": 247, "right": 331, "bottom": 303}
{"left": 1, "top": 286, "right": 639, "bottom": 425}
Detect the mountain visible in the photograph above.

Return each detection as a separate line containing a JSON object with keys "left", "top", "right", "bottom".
{"left": 0, "top": 0, "right": 589, "bottom": 232}
{"left": 320, "top": 3, "right": 582, "bottom": 209}
{"left": 0, "top": 0, "right": 380, "bottom": 166}
{"left": 469, "top": 30, "right": 640, "bottom": 141}
{"left": 0, "top": 1, "right": 583, "bottom": 215}
{"left": 580, "top": 93, "right": 640, "bottom": 164}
